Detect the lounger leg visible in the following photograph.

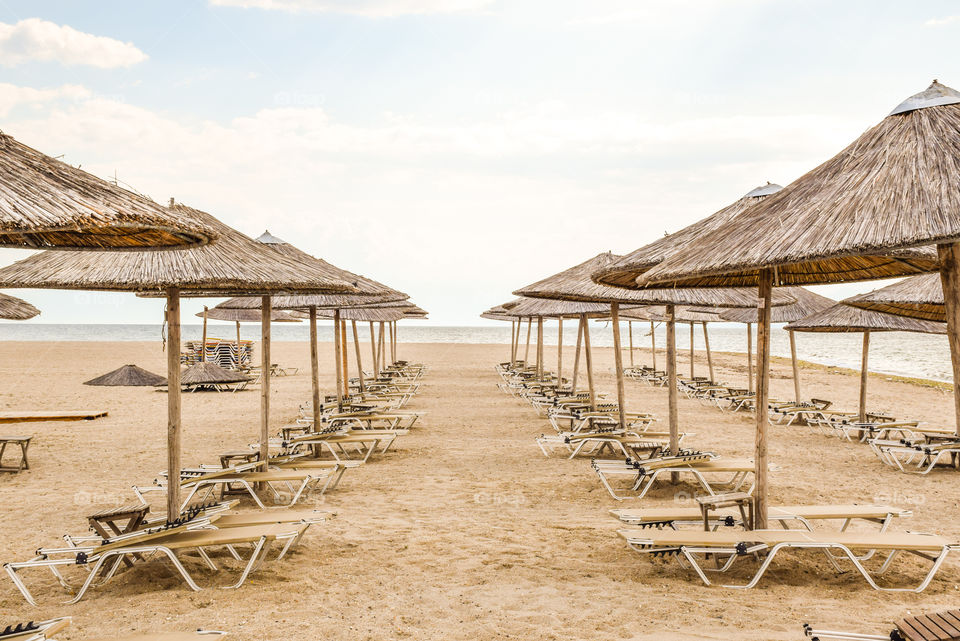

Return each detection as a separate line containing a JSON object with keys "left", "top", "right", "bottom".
{"left": 239, "top": 481, "right": 268, "bottom": 509}
{"left": 224, "top": 537, "right": 269, "bottom": 589}
{"left": 5, "top": 563, "right": 40, "bottom": 606}
{"left": 196, "top": 548, "right": 218, "bottom": 571}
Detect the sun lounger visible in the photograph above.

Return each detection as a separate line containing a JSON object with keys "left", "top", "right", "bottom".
{"left": 6, "top": 520, "right": 307, "bottom": 605}
{"left": 592, "top": 454, "right": 764, "bottom": 500}
{"left": 803, "top": 608, "right": 960, "bottom": 641}
{"left": 537, "top": 430, "right": 684, "bottom": 459}
{"left": 136, "top": 467, "right": 334, "bottom": 511}
{"left": 274, "top": 429, "right": 405, "bottom": 462}
{"left": 618, "top": 528, "right": 959, "bottom": 591}
{"left": 612, "top": 503, "right": 912, "bottom": 533}
{"left": 871, "top": 439, "right": 960, "bottom": 474}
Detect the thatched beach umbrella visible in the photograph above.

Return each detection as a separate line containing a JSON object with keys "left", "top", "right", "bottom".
{"left": 0, "top": 293, "right": 39, "bottom": 320}
{"left": 517, "top": 251, "right": 793, "bottom": 450}
{"left": 177, "top": 361, "right": 254, "bottom": 388}
{"left": 84, "top": 364, "right": 166, "bottom": 387}
{"left": 216, "top": 231, "right": 404, "bottom": 413}
{"left": 0, "top": 131, "right": 214, "bottom": 250}
{"left": 634, "top": 83, "right": 958, "bottom": 527}
{"left": 786, "top": 304, "right": 944, "bottom": 421}
{"left": 720, "top": 288, "right": 835, "bottom": 400}
{"left": 0, "top": 202, "right": 359, "bottom": 517}
{"left": 843, "top": 274, "right": 945, "bottom": 322}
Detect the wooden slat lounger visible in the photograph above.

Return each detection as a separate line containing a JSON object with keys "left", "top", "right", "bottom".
{"left": 618, "top": 529, "right": 959, "bottom": 591}
{"left": 612, "top": 504, "right": 912, "bottom": 532}
{"left": 593, "top": 455, "right": 764, "bottom": 500}
{"left": 5, "top": 523, "right": 304, "bottom": 605}
{"left": 0, "top": 410, "right": 107, "bottom": 423}
{"left": 803, "top": 608, "right": 960, "bottom": 640}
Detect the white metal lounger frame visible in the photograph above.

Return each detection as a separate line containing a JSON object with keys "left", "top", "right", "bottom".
{"left": 5, "top": 525, "right": 301, "bottom": 606}
{"left": 620, "top": 531, "right": 958, "bottom": 592}
{"left": 134, "top": 469, "right": 332, "bottom": 511}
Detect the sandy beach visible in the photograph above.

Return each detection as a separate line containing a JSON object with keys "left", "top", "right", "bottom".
{"left": 1, "top": 339, "right": 958, "bottom": 640}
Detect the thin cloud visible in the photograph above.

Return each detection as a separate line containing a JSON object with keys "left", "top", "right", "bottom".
{"left": 0, "top": 18, "right": 147, "bottom": 68}
{"left": 925, "top": 15, "right": 960, "bottom": 26}
{"left": 209, "top": 0, "right": 493, "bottom": 17}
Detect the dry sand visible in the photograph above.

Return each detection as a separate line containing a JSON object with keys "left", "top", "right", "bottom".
{"left": 0, "top": 339, "right": 959, "bottom": 640}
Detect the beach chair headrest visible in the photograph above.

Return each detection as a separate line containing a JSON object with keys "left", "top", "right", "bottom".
{"left": 1, "top": 622, "right": 38, "bottom": 637}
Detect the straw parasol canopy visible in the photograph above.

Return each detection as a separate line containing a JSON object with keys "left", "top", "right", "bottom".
{"left": 516, "top": 252, "right": 795, "bottom": 306}
{"left": 199, "top": 307, "right": 301, "bottom": 323}
{"left": 785, "top": 302, "right": 945, "bottom": 334}
{"left": 499, "top": 296, "right": 610, "bottom": 319}
{"left": 0, "top": 292, "right": 39, "bottom": 320}
{"left": 843, "top": 274, "right": 945, "bottom": 322}
{"left": 0, "top": 204, "right": 361, "bottom": 296}
{"left": 0, "top": 131, "right": 215, "bottom": 250}
{"left": 720, "top": 287, "right": 835, "bottom": 324}
{"left": 622, "top": 306, "right": 724, "bottom": 323}
{"left": 213, "top": 231, "right": 407, "bottom": 310}
{"left": 594, "top": 183, "right": 784, "bottom": 288}
{"left": 317, "top": 307, "right": 405, "bottom": 322}
{"left": 177, "top": 361, "right": 253, "bottom": 386}
{"left": 634, "top": 83, "right": 960, "bottom": 289}
{"left": 84, "top": 364, "right": 166, "bottom": 387}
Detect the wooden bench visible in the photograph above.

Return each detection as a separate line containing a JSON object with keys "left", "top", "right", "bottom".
{"left": 0, "top": 410, "right": 107, "bottom": 423}
{"left": 0, "top": 436, "right": 31, "bottom": 472}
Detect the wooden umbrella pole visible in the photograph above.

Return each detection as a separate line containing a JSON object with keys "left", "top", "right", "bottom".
{"left": 859, "top": 330, "right": 870, "bottom": 422}
{"left": 509, "top": 320, "right": 516, "bottom": 366}
{"left": 201, "top": 306, "right": 208, "bottom": 363}
{"left": 165, "top": 288, "right": 181, "bottom": 519}
{"left": 369, "top": 321, "right": 378, "bottom": 376}
{"left": 340, "top": 320, "right": 349, "bottom": 397}
{"left": 666, "top": 305, "right": 678, "bottom": 459}
{"left": 235, "top": 321, "right": 242, "bottom": 368}
{"left": 571, "top": 315, "right": 584, "bottom": 391}
{"left": 747, "top": 323, "right": 754, "bottom": 394}
{"left": 333, "top": 310, "right": 343, "bottom": 412}
{"left": 309, "top": 306, "right": 321, "bottom": 432}
{"left": 789, "top": 331, "right": 801, "bottom": 403}
{"left": 523, "top": 317, "right": 532, "bottom": 366}
{"left": 260, "top": 295, "right": 272, "bottom": 471}
{"left": 611, "top": 303, "right": 627, "bottom": 431}
{"left": 703, "top": 322, "right": 714, "bottom": 383}
{"left": 754, "top": 270, "right": 773, "bottom": 530}
{"left": 537, "top": 316, "right": 544, "bottom": 380}
{"left": 393, "top": 321, "right": 398, "bottom": 364}
{"left": 937, "top": 242, "right": 960, "bottom": 437}
{"left": 628, "top": 320, "right": 634, "bottom": 368}
{"left": 650, "top": 320, "right": 657, "bottom": 370}
{"left": 582, "top": 314, "right": 596, "bottom": 412}
{"left": 689, "top": 322, "right": 695, "bottom": 380}
{"left": 557, "top": 317, "right": 563, "bottom": 384}
{"left": 377, "top": 322, "right": 385, "bottom": 375}
{"left": 352, "top": 320, "right": 366, "bottom": 393}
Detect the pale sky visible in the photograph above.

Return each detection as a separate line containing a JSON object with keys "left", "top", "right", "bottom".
{"left": 0, "top": 0, "right": 958, "bottom": 325}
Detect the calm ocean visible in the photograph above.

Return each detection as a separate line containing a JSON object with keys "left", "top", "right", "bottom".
{"left": 0, "top": 322, "right": 951, "bottom": 383}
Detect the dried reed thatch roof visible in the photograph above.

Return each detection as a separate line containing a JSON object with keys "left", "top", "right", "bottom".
{"left": 785, "top": 302, "right": 945, "bottom": 334}
{"left": 199, "top": 307, "right": 301, "bottom": 323}
{"left": 515, "top": 252, "right": 796, "bottom": 306}
{"left": 0, "top": 203, "right": 360, "bottom": 296}
{"left": 84, "top": 364, "right": 166, "bottom": 387}
{"left": 843, "top": 274, "right": 944, "bottom": 322}
{"left": 720, "top": 287, "right": 835, "bottom": 324}
{"left": 317, "top": 307, "right": 405, "bottom": 322}
{"left": 0, "top": 131, "right": 215, "bottom": 250}
{"left": 217, "top": 230, "right": 406, "bottom": 308}
{"left": 638, "top": 82, "right": 960, "bottom": 289}
{"left": 594, "top": 183, "right": 783, "bottom": 288}
{"left": 500, "top": 296, "right": 610, "bottom": 319}
{"left": 177, "top": 361, "right": 253, "bottom": 385}
{"left": 0, "top": 292, "right": 39, "bottom": 320}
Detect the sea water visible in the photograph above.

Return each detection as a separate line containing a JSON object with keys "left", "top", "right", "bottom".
{"left": 0, "top": 322, "right": 950, "bottom": 383}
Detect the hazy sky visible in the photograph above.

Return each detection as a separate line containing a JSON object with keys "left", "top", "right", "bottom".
{"left": 0, "top": 1, "right": 958, "bottom": 325}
